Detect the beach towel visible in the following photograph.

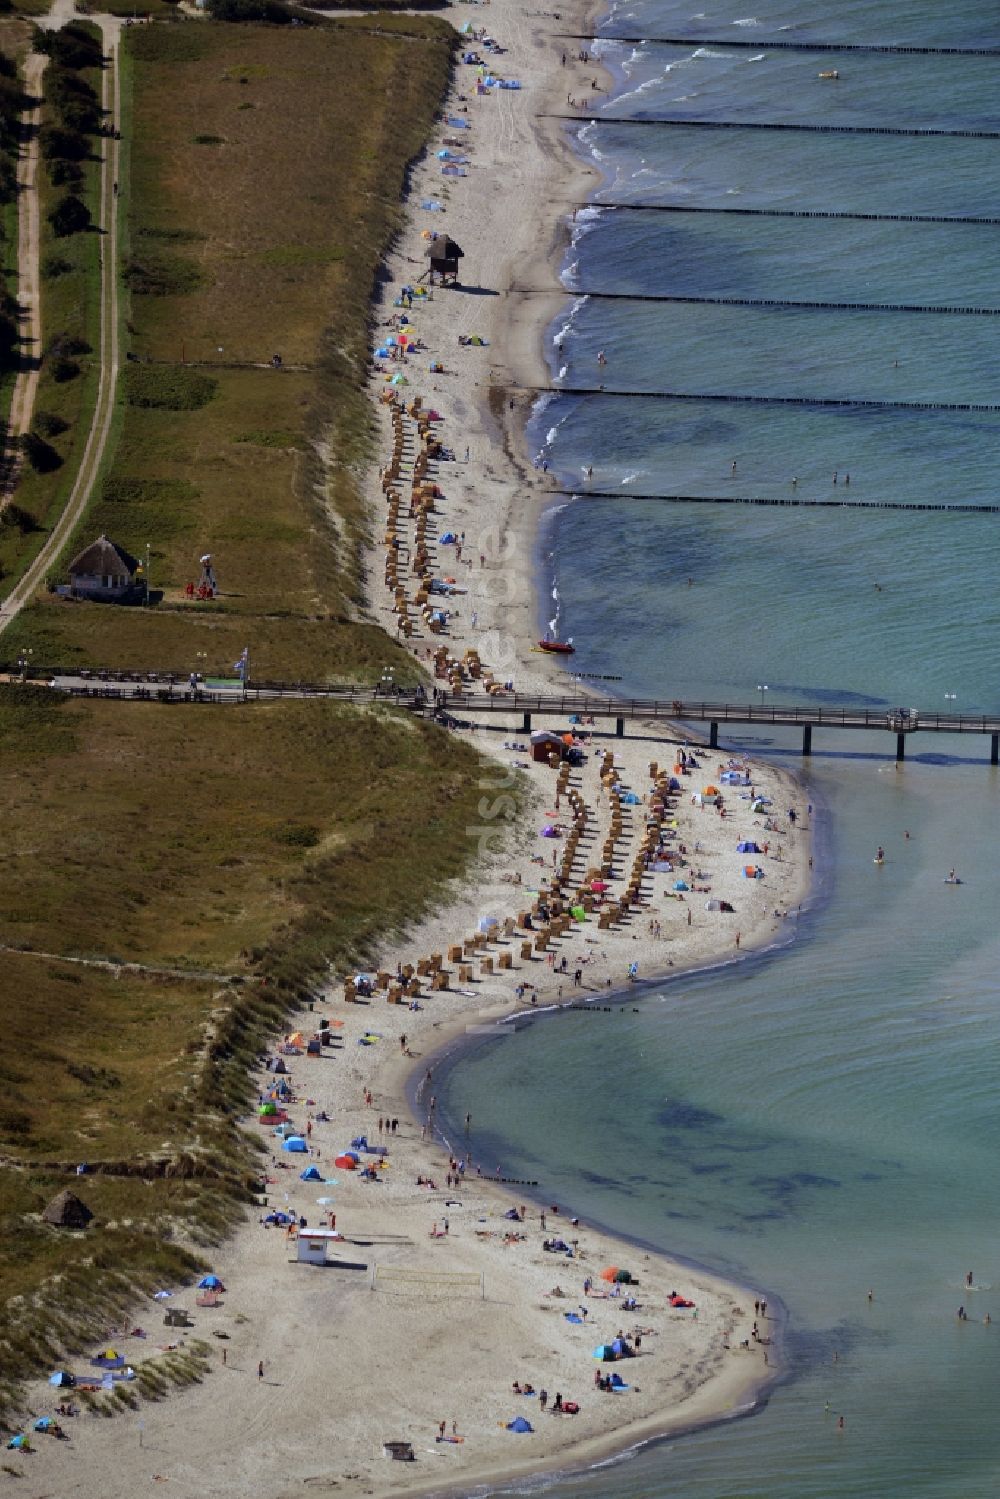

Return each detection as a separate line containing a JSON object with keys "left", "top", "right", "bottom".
{"left": 564, "top": 1312, "right": 583, "bottom": 1323}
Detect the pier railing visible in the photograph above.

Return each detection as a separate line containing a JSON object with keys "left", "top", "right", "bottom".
{"left": 5, "top": 663, "right": 1000, "bottom": 762}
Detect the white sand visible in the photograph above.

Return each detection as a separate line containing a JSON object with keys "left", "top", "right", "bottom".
{"left": 13, "top": 2, "right": 812, "bottom": 1493}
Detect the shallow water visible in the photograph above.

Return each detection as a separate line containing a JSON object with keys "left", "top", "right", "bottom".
{"left": 441, "top": 2, "right": 1000, "bottom": 1494}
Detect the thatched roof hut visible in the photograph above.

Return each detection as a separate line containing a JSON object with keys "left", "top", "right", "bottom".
{"left": 68, "top": 534, "right": 140, "bottom": 601}
{"left": 42, "top": 1189, "right": 94, "bottom": 1229}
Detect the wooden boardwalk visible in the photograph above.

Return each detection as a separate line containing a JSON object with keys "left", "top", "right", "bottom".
{"left": 22, "top": 667, "right": 1000, "bottom": 763}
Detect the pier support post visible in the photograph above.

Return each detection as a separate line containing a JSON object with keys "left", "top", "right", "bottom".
{"left": 802, "top": 724, "right": 812, "bottom": 756}
{"left": 896, "top": 732, "right": 906, "bottom": 762}
{"left": 709, "top": 721, "right": 718, "bottom": 749}
{"left": 616, "top": 716, "right": 625, "bottom": 738}
{"left": 992, "top": 733, "right": 999, "bottom": 766}
{"left": 522, "top": 711, "right": 532, "bottom": 733}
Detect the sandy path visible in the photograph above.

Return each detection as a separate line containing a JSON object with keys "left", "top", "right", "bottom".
{"left": 0, "top": 12, "right": 123, "bottom": 637}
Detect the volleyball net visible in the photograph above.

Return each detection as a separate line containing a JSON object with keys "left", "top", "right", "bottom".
{"left": 370, "top": 1263, "right": 485, "bottom": 1299}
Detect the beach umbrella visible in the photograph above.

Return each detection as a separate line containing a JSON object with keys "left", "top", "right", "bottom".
{"left": 590, "top": 879, "right": 609, "bottom": 892}
{"left": 198, "top": 1274, "right": 224, "bottom": 1290}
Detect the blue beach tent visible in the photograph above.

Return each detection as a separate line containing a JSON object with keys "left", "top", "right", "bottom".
{"left": 300, "top": 1165, "right": 323, "bottom": 1181}
{"left": 282, "top": 1136, "right": 308, "bottom": 1153}
{"left": 49, "top": 1370, "right": 75, "bottom": 1388}
{"left": 506, "top": 1416, "right": 533, "bottom": 1433}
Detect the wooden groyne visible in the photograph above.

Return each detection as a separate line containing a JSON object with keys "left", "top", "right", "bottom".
{"left": 589, "top": 205, "right": 1000, "bottom": 228}
{"left": 569, "top": 492, "right": 1000, "bottom": 515}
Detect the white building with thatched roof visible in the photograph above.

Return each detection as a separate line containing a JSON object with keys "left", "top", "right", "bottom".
{"left": 68, "top": 535, "right": 139, "bottom": 602}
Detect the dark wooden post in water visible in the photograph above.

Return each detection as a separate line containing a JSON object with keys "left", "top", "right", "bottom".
{"left": 802, "top": 723, "right": 812, "bottom": 756}
{"left": 896, "top": 732, "right": 906, "bottom": 762}
{"left": 992, "top": 733, "right": 999, "bottom": 765}
{"left": 709, "top": 721, "right": 719, "bottom": 748}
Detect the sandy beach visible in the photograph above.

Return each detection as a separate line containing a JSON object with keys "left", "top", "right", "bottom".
{"left": 13, "top": 3, "right": 813, "bottom": 1494}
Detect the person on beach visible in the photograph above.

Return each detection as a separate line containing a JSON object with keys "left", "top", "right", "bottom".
{"left": 258, "top": 1361, "right": 264, "bottom": 1381}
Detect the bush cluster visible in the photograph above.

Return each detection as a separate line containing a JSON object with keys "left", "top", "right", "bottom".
{"left": 35, "top": 22, "right": 105, "bottom": 205}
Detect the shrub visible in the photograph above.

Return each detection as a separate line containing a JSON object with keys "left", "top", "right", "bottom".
{"left": 20, "top": 432, "right": 63, "bottom": 473}
{"left": 48, "top": 193, "right": 92, "bottom": 238}
{"left": 42, "top": 254, "right": 73, "bottom": 279}
{"left": 276, "top": 824, "right": 320, "bottom": 847}
{"left": 207, "top": 0, "right": 312, "bottom": 22}
{"left": 33, "top": 411, "right": 70, "bottom": 438}
{"left": 0, "top": 504, "right": 39, "bottom": 534}
{"left": 50, "top": 356, "right": 81, "bottom": 383}
{"left": 32, "top": 410, "right": 71, "bottom": 441}
{"left": 193, "top": 134, "right": 224, "bottom": 146}
{"left": 0, "top": 310, "right": 16, "bottom": 368}
{"left": 123, "top": 365, "right": 218, "bottom": 411}
{"left": 49, "top": 158, "right": 84, "bottom": 187}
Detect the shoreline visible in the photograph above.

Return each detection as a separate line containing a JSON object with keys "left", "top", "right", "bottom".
{"left": 16, "top": 5, "right": 814, "bottom": 1494}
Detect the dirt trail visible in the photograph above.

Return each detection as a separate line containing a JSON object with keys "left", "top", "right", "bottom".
{"left": 0, "top": 15, "right": 123, "bottom": 637}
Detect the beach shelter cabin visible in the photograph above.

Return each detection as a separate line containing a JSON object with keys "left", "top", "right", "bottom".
{"left": 296, "top": 1228, "right": 344, "bottom": 1266}
{"left": 68, "top": 535, "right": 140, "bottom": 603}
{"left": 531, "top": 730, "right": 565, "bottom": 764}
{"left": 424, "top": 235, "right": 464, "bottom": 285}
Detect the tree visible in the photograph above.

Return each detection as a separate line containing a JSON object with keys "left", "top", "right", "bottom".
{"left": 48, "top": 193, "right": 91, "bottom": 238}
{"left": 40, "top": 124, "right": 89, "bottom": 162}
{"left": 20, "top": 431, "right": 63, "bottom": 473}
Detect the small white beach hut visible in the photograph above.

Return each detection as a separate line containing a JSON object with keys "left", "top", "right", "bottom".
{"left": 296, "top": 1229, "right": 344, "bottom": 1266}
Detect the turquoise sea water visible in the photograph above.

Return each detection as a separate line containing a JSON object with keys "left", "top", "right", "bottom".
{"left": 439, "top": 3, "right": 1000, "bottom": 1495}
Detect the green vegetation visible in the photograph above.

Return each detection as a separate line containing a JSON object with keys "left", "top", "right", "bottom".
{"left": 0, "top": 687, "right": 485, "bottom": 1414}
{"left": 0, "top": 21, "right": 104, "bottom": 591}
{"left": 0, "top": 14, "right": 501, "bottom": 1426}
{"left": 9, "top": 16, "right": 455, "bottom": 676}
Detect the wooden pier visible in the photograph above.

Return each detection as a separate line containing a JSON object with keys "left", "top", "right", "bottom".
{"left": 21, "top": 667, "right": 1000, "bottom": 765}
